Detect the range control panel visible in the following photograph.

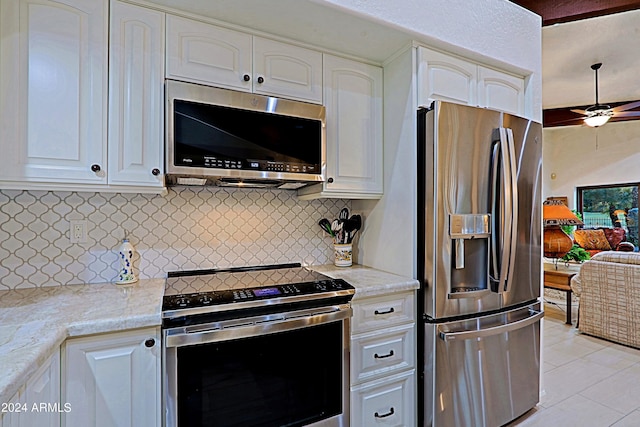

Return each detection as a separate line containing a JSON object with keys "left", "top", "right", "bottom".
{"left": 162, "top": 279, "right": 352, "bottom": 312}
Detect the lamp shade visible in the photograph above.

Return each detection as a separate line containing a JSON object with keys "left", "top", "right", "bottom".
{"left": 542, "top": 200, "right": 583, "bottom": 226}
{"left": 543, "top": 200, "right": 583, "bottom": 259}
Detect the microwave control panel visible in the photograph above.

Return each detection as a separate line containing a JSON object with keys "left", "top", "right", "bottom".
{"left": 182, "top": 156, "right": 319, "bottom": 174}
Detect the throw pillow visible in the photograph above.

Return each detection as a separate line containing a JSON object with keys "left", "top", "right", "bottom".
{"left": 574, "top": 229, "right": 612, "bottom": 251}
{"left": 601, "top": 227, "right": 626, "bottom": 249}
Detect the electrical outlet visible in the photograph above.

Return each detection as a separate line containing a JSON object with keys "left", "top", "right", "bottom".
{"left": 70, "top": 220, "right": 88, "bottom": 243}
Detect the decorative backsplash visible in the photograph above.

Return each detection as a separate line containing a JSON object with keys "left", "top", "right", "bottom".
{"left": 0, "top": 188, "right": 350, "bottom": 290}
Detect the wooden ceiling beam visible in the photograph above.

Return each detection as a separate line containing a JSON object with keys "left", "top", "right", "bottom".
{"left": 510, "top": 0, "right": 640, "bottom": 26}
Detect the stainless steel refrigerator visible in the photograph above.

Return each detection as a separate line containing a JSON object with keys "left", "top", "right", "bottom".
{"left": 417, "top": 101, "right": 544, "bottom": 427}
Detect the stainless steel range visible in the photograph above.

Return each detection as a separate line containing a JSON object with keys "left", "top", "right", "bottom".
{"left": 161, "top": 263, "right": 355, "bottom": 427}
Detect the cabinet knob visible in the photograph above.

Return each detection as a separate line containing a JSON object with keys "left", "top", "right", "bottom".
{"left": 91, "top": 164, "right": 101, "bottom": 173}
{"left": 257, "top": 76, "right": 264, "bottom": 84}
{"left": 327, "top": 177, "right": 334, "bottom": 183}
{"left": 243, "top": 74, "right": 250, "bottom": 82}
{"left": 144, "top": 338, "right": 155, "bottom": 348}
{"left": 152, "top": 168, "right": 160, "bottom": 176}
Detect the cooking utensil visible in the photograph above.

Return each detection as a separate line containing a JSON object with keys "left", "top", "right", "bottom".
{"left": 347, "top": 214, "right": 362, "bottom": 243}
{"left": 318, "top": 218, "right": 334, "bottom": 237}
{"left": 332, "top": 219, "right": 344, "bottom": 243}
{"left": 339, "top": 208, "right": 349, "bottom": 220}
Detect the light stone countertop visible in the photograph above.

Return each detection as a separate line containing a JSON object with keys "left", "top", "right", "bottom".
{"left": 0, "top": 278, "right": 164, "bottom": 405}
{"left": 0, "top": 264, "right": 417, "bottom": 405}
{"left": 309, "top": 264, "right": 419, "bottom": 299}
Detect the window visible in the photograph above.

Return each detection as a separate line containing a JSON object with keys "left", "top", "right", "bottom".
{"left": 577, "top": 183, "right": 639, "bottom": 250}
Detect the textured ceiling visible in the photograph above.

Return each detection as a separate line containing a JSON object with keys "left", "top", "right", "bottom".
{"left": 542, "top": 9, "right": 640, "bottom": 109}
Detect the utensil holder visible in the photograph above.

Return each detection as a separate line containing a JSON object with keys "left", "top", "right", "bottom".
{"left": 333, "top": 243, "right": 353, "bottom": 267}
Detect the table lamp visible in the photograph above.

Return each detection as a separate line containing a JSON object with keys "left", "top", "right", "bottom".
{"left": 543, "top": 199, "right": 584, "bottom": 263}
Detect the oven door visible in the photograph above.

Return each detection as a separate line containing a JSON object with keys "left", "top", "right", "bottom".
{"left": 163, "top": 305, "right": 351, "bottom": 427}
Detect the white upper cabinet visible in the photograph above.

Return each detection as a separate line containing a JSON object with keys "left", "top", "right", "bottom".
{"left": 253, "top": 37, "right": 322, "bottom": 103}
{"left": 109, "top": 1, "right": 164, "bottom": 188}
{"left": 417, "top": 47, "right": 477, "bottom": 107}
{"left": 478, "top": 66, "right": 525, "bottom": 116}
{"left": 62, "top": 328, "right": 160, "bottom": 427}
{"left": 298, "top": 54, "right": 383, "bottom": 199}
{"left": 0, "top": 0, "right": 108, "bottom": 185}
{"left": 0, "top": 0, "right": 165, "bottom": 193}
{"left": 166, "top": 15, "right": 322, "bottom": 103}
{"left": 417, "top": 46, "right": 526, "bottom": 117}
{"left": 166, "top": 14, "right": 252, "bottom": 92}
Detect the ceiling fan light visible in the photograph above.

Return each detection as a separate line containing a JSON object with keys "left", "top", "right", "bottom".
{"left": 584, "top": 114, "right": 611, "bottom": 127}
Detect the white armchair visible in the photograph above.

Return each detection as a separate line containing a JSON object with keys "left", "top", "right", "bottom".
{"left": 571, "top": 251, "right": 640, "bottom": 348}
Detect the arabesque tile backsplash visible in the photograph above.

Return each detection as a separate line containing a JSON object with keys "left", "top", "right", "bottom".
{"left": 0, "top": 188, "right": 350, "bottom": 290}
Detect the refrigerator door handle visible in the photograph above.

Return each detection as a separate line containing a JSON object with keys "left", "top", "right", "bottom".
{"left": 438, "top": 309, "right": 543, "bottom": 342}
{"left": 489, "top": 128, "right": 519, "bottom": 292}
{"left": 504, "top": 128, "right": 519, "bottom": 293}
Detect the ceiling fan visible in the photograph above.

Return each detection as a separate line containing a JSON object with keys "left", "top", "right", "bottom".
{"left": 544, "top": 63, "right": 640, "bottom": 128}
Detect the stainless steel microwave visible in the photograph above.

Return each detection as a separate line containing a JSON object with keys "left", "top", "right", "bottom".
{"left": 165, "top": 80, "right": 326, "bottom": 189}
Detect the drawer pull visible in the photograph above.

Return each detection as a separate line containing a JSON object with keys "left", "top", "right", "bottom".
{"left": 374, "top": 307, "right": 395, "bottom": 315}
{"left": 374, "top": 350, "right": 394, "bottom": 359}
{"left": 374, "top": 407, "right": 395, "bottom": 419}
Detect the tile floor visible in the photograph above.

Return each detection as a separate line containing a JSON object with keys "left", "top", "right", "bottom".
{"left": 509, "top": 297, "right": 640, "bottom": 427}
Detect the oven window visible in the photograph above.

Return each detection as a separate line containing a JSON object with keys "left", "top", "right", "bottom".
{"left": 177, "top": 321, "right": 343, "bottom": 427}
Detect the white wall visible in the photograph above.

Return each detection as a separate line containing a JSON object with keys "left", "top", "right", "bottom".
{"left": 354, "top": 47, "right": 416, "bottom": 277}
{"left": 543, "top": 121, "right": 640, "bottom": 208}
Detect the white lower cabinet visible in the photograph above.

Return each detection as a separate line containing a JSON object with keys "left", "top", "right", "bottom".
{"left": 351, "top": 370, "right": 416, "bottom": 427}
{"left": 1, "top": 349, "right": 60, "bottom": 427}
{"left": 23, "top": 350, "right": 61, "bottom": 427}
{"left": 350, "top": 291, "right": 416, "bottom": 426}
{"left": 62, "top": 328, "right": 161, "bottom": 427}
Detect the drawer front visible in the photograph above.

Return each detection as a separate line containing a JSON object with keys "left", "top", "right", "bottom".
{"left": 351, "top": 370, "right": 415, "bottom": 427}
{"left": 351, "top": 323, "right": 415, "bottom": 385}
{"left": 352, "top": 292, "right": 415, "bottom": 334}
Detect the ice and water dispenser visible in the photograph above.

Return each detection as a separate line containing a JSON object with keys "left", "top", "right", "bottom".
{"left": 449, "top": 214, "right": 491, "bottom": 294}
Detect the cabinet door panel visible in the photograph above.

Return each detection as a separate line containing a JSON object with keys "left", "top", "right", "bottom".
{"left": 323, "top": 55, "right": 382, "bottom": 194}
{"left": 478, "top": 66, "right": 525, "bottom": 116}
{"left": 253, "top": 37, "right": 322, "bottom": 103}
{"left": 63, "top": 328, "right": 160, "bottom": 427}
{"left": 166, "top": 15, "right": 251, "bottom": 91}
{"left": 0, "top": 0, "right": 107, "bottom": 183}
{"left": 417, "top": 47, "right": 476, "bottom": 108}
{"left": 108, "top": 1, "right": 164, "bottom": 187}
{"left": 23, "top": 350, "right": 61, "bottom": 427}
{"left": 351, "top": 370, "right": 415, "bottom": 427}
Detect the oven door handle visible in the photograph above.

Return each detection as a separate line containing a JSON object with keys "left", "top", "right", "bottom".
{"left": 165, "top": 306, "right": 352, "bottom": 348}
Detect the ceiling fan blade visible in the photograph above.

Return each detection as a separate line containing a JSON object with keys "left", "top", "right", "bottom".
{"left": 612, "top": 100, "right": 640, "bottom": 112}
{"left": 612, "top": 111, "right": 640, "bottom": 117}
{"left": 544, "top": 117, "right": 586, "bottom": 127}
{"left": 570, "top": 109, "right": 588, "bottom": 115}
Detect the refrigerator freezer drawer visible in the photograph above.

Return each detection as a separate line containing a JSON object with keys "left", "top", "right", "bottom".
{"left": 424, "top": 303, "right": 542, "bottom": 427}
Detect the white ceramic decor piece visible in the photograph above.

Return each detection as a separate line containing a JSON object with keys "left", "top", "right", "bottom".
{"left": 116, "top": 239, "right": 137, "bottom": 284}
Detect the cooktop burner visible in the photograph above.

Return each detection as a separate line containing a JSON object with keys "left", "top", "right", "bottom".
{"left": 162, "top": 263, "right": 355, "bottom": 319}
